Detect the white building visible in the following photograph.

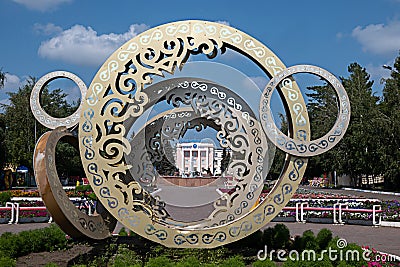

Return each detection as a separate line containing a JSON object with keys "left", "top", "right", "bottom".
{"left": 176, "top": 141, "right": 214, "bottom": 176}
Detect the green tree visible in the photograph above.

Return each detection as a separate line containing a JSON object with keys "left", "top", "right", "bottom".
{"left": 380, "top": 54, "right": 400, "bottom": 190}
{"left": 2, "top": 77, "right": 81, "bottom": 178}
{"left": 305, "top": 63, "right": 381, "bottom": 187}
{"left": 304, "top": 81, "right": 338, "bottom": 178}
{"left": 153, "top": 142, "right": 178, "bottom": 176}
{"left": 0, "top": 69, "right": 6, "bottom": 168}
{"left": 338, "top": 63, "right": 383, "bottom": 187}
{"left": 220, "top": 147, "right": 231, "bottom": 173}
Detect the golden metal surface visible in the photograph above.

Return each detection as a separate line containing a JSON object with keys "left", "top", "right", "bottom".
{"left": 33, "top": 127, "right": 115, "bottom": 239}
{"left": 30, "top": 20, "right": 350, "bottom": 248}
{"left": 78, "top": 20, "right": 310, "bottom": 248}
{"left": 124, "top": 78, "right": 271, "bottom": 228}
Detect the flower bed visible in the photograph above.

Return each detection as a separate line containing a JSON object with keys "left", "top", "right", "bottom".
{"left": 273, "top": 188, "right": 400, "bottom": 222}
{"left": 8, "top": 185, "right": 95, "bottom": 199}
{"left": 292, "top": 188, "right": 364, "bottom": 199}
{"left": 1, "top": 187, "right": 399, "bottom": 223}
{"left": 381, "top": 200, "right": 400, "bottom": 222}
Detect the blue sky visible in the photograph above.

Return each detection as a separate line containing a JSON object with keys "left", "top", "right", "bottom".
{"left": 1, "top": 0, "right": 400, "bottom": 107}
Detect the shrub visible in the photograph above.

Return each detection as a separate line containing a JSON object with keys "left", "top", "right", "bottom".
{"left": 262, "top": 227, "right": 274, "bottom": 248}
{"left": 145, "top": 256, "right": 175, "bottom": 267}
{"left": 75, "top": 185, "right": 92, "bottom": 192}
{"left": 272, "top": 224, "right": 290, "bottom": 249}
{"left": 300, "top": 230, "right": 319, "bottom": 251}
{"left": 219, "top": 255, "right": 245, "bottom": 267}
{"left": 176, "top": 256, "right": 201, "bottom": 267}
{"left": 316, "top": 229, "right": 332, "bottom": 250}
{"left": 0, "top": 256, "right": 16, "bottom": 267}
{"left": 111, "top": 245, "right": 142, "bottom": 267}
{"left": 252, "top": 259, "right": 277, "bottom": 267}
{"left": 118, "top": 227, "right": 128, "bottom": 236}
{"left": 0, "top": 191, "right": 12, "bottom": 205}
{"left": 0, "top": 232, "right": 22, "bottom": 258}
{"left": 0, "top": 225, "right": 68, "bottom": 259}
{"left": 327, "top": 237, "right": 367, "bottom": 267}
{"left": 228, "top": 230, "right": 263, "bottom": 250}
{"left": 145, "top": 245, "right": 230, "bottom": 266}
{"left": 282, "top": 255, "right": 334, "bottom": 267}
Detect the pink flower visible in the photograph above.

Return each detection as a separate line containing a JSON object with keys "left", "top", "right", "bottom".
{"left": 368, "top": 262, "right": 382, "bottom": 267}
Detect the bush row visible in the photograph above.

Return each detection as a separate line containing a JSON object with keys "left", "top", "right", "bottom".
{"left": 68, "top": 225, "right": 369, "bottom": 267}
{"left": 0, "top": 224, "right": 69, "bottom": 266}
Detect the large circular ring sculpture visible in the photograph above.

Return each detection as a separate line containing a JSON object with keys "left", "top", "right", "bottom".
{"left": 30, "top": 20, "right": 350, "bottom": 248}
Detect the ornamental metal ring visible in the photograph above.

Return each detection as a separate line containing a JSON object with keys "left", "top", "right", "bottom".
{"left": 259, "top": 64, "right": 350, "bottom": 157}
{"left": 122, "top": 77, "right": 273, "bottom": 228}
{"left": 30, "top": 71, "right": 87, "bottom": 129}
{"left": 78, "top": 20, "right": 311, "bottom": 248}
{"left": 125, "top": 93, "right": 270, "bottom": 228}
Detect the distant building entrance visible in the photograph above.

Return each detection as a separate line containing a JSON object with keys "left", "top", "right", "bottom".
{"left": 176, "top": 141, "right": 214, "bottom": 177}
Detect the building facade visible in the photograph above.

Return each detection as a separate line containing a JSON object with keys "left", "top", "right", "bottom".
{"left": 176, "top": 142, "right": 214, "bottom": 177}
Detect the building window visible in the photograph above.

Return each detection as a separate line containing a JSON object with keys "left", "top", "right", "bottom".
{"left": 192, "top": 151, "right": 198, "bottom": 157}
{"left": 184, "top": 151, "right": 190, "bottom": 157}
{"left": 200, "top": 151, "right": 206, "bottom": 157}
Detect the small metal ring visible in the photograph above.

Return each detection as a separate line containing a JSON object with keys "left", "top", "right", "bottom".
{"left": 30, "top": 71, "right": 87, "bottom": 129}
{"left": 260, "top": 64, "right": 351, "bottom": 157}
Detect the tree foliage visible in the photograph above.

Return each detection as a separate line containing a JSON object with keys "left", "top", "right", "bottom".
{"left": 304, "top": 63, "right": 383, "bottom": 186}
{"left": 301, "top": 60, "right": 400, "bottom": 189}
{"left": 379, "top": 54, "right": 400, "bottom": 189}
{"left": 1, "top": 77, "right": 82, "bottom": 177}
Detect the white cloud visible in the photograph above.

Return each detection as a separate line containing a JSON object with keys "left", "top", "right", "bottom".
{"left": 365, "top": 61, "right": 394, "bottom": 87}
{"left": 351, "top": 20, "right": 400, "bottom": 55}
{"left": 12, "top": 0, "right": 72, "bottom": 12}
{"left": 3, "top": 73, "right": 23, "bottom": 91}
{"left": 38, "top": 23, "right": 149, "bottom": 66}
{"left": 33, "top": 23, "right": 62, "bottom": 36}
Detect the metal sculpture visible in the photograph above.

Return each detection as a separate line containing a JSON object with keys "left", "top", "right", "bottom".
{"left": 30, "top": 20, "right": 350, "bottom": 248}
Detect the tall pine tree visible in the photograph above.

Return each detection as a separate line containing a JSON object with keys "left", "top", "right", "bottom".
{"left": 305, "top": 63, "right": 381, "bottom": 187}
{"left": 380, "top": 54, "right": 400, "bottom": 190}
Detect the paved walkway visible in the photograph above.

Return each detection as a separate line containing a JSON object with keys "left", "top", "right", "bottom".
{"left": 266, "top": 222, "right": 400, "bottom": 257}
{"left": 0, "top": 223, "right": 51, "bottom": 234}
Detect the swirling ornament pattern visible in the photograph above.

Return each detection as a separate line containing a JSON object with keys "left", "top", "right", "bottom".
{"left": 124, "top": 80, "right": 269, "bottom": 227}
{"left": 78, "top": 20, "right": 312, "bottom": 248}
